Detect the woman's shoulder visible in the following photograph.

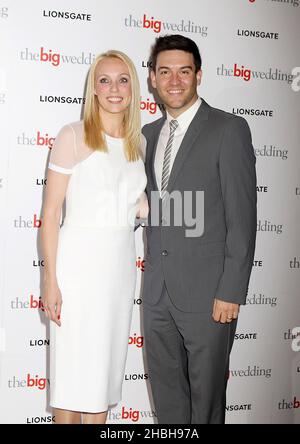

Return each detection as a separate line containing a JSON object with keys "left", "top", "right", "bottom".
{"left": 56, "top": 120, "right": 83, "bottom": 140}
{"left": 64, "top": 120, "right": 83, "bottom": 133}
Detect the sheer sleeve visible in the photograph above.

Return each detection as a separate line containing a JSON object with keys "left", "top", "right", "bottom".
{"left": 48, "top": 124, "right": 76, "bottom": 174}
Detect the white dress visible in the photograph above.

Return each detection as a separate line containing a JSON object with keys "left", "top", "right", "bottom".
{"left": 48, "top": 121, "right": 147, "bottom": 413}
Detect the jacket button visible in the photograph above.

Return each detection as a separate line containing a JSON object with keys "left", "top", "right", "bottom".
{"left": 162, "top": 250, "right": 168, "bottom": 256}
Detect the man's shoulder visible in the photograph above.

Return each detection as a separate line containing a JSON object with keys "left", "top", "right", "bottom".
{"left": 207, "top": 102, "right": 249, "bottom": 130}
{"left": 142, "top": 117, "right": 165, "bottom": 138}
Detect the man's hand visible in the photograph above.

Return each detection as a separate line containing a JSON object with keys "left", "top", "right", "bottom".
{"left": 212, "top": 299, "right": 239, "bottom": 324}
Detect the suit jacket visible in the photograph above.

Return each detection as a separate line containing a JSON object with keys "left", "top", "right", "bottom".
{"left": 142, "top": 99, "right": 257, "bottom": 313}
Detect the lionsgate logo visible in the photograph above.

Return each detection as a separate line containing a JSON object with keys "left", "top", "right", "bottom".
{"left": 254, "top": 144, "right": 288, "bottom": 159}
{"left": 229, "top": 365, "right": 272, "bottom": 379}
{"left": 237, "top": 28, "right": 279, "bottom": 39}
{"left": 257, "top": 219, "right": 283, "bottom": 234}
{"left": 42, "top": 10, "right": 92, "bottom": 21}
{"left": 124, "top": 373, "right": 149, "bottom": 381}
{"left": 249, "top": 0, "right": 299, "bottom": 6}
{"left": 124, "top": 13, "right": 208, "bottom": 36}
{"left": 0, "top": 6, "right": 8, "bottom": 18}
{"left": 20, "top": 47, "right": 96, "bottom": 67}
{"left": 33, "top": 259, "right": 44, "bottom": 267}
{"left": 27, "top": 415, "right": 54, "bottom": 424}
{"left": 217, "top": 63, "right": 295, "bottom": 84}
{"left": 29, "top": 338, "right": 49, "bottom": 347}
{"left": 40, "top": 95, "right": 85, "bottom": 105}
{"left": 226, "top": 403, "right": 252, "bottom": 412}
{"left": 36, "top": 178, "right": 47, "bottom": 186}
{"left": 257, "top": 186, "right": 268, "bottom": 193}
{"left": 232, "top": 108, "right": 274, "bottom": 117}
{"left": 253, "top": 260, "right": 263, "bottom": 267}
{"left": 8, "top": 374, "right": 49, "bottom": 390}
{"left": 246, "top": 293, "right": 277, "bottom": 307}
{"left": 17, "top": 131, "right": 55, "bottom": 149}
{"left": 235, "top": 332, "right": 258, "bottom": 340}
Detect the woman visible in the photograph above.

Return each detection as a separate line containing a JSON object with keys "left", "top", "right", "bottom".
{"left": 41, "top": 50, "right": 147, "bottom": 424}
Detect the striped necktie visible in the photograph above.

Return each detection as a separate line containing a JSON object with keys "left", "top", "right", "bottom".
{"left": 161, "top": 119, "right": 179, "bottom": 198}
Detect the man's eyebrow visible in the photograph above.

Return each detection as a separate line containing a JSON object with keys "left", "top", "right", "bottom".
{"left": 157, "top": 65, "right": 193, "bottom": 70}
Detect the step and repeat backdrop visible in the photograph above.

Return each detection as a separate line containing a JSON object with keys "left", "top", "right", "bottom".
{"left": 0, "top": 0, "right": 299, "bottom": 424}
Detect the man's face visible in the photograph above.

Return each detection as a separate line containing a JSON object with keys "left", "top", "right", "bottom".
{"left": 151, "top": 50, "right": 202, "bottom": 117}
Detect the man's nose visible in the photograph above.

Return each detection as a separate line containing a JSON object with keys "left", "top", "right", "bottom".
{"left": 169, "top": 72, "right": 180, "bottom": 84}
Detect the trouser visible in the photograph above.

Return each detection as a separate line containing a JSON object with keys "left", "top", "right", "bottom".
{"left": 143, "top": 283, "right": 237, "bottom": 424}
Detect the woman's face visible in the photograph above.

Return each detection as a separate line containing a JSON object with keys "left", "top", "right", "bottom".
{"left": 94, "top": 57, "right": 132, "bottom": 116}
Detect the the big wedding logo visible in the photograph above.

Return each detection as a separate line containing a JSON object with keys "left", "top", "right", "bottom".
{"left": 8, "top": 374, "right": 49, "bottom": 390}
{"left": 20, "top": 47, "right": 96, "bottom": 67}
{"left": 217, "top": 63, "right": 295, "bottom": 84}
{"left": 10, "top": 294, "right": 44, "bottom": 310}
{"left": 229, "top": 365, "right": 272, "bottom": 379}
{"left": 124, "top": 13, "right": 208, "bottom": 37}
{"left": 254, "top": 144, "right": 288, "bottom": 159}
{"left": 278, "top": 396, "right": 300, "bottom": 410}
{"left": 17, "top": 131, "right": 55, "bottom": 149}
{"left": 246, "top": 293, "right": 277, "bottom": 307}
{"left": 108, "top": 406, "right": 156, "bottom": 423}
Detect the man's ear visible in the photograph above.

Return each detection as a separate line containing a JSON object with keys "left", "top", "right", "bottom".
{"left": 196, "top": 69, "right": 202, "bottom": 86}
{"left": 150, "top": 70, "right": 157, "bottom": 89}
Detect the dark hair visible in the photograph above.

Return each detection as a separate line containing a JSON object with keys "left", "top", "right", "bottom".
{"left": 150, "top": 34, "right": 202, "bottom": 72}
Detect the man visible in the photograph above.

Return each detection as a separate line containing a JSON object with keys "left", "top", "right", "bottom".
{"left": 142, "top": 34, "right": 257, "bottom": 424}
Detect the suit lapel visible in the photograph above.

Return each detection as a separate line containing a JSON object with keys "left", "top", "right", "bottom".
{"left": 166, "top": 100, "right": 210, "bottom": 193}
{"left": 149, "top": 118, "right": 165, "bottom": 191}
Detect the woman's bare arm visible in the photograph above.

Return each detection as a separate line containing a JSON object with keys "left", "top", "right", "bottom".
{"left": 40, "top": 170, "right": 70, "bottom": 326}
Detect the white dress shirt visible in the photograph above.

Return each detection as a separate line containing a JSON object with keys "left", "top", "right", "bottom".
{"left": 154, "top": 97, "right": 202, "bottom": 194}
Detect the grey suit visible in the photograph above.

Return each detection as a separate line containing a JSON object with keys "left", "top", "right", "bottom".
{"left": 142, "top": 99, "right": 257, "bottom": 424}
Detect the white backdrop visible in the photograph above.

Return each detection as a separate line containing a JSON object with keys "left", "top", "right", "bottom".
{"left": 0, "top": 0, "right": 300, "bottom": 424}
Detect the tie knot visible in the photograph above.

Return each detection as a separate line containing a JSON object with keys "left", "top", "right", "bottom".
{"left": 169, "top": 119, "right": 179, "bottom": 133}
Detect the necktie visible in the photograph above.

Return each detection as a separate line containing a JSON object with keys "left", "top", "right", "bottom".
{"left": 161, "top": 119, "right": 179, "bottom": 198}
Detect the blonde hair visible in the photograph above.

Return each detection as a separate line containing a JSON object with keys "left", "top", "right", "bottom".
{"left": 84, "top": 50, "right": 141, "bottom": 162}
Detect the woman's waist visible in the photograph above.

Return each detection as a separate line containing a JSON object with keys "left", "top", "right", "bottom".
{"left": 61, "top": 220, "right": 135, "bottom": 231}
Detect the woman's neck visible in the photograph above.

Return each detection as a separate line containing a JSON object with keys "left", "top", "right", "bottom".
{"left": 100, "top": 111, "right": 125, "bottom": 138}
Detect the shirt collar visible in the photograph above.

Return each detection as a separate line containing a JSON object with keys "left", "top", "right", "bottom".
{"left": 166, "top": 97, "right": 202, "bottom": 132}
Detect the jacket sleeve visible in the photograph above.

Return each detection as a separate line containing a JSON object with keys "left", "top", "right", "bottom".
{"left": 215, "top": 116, "right": 257, "bottom": 305}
